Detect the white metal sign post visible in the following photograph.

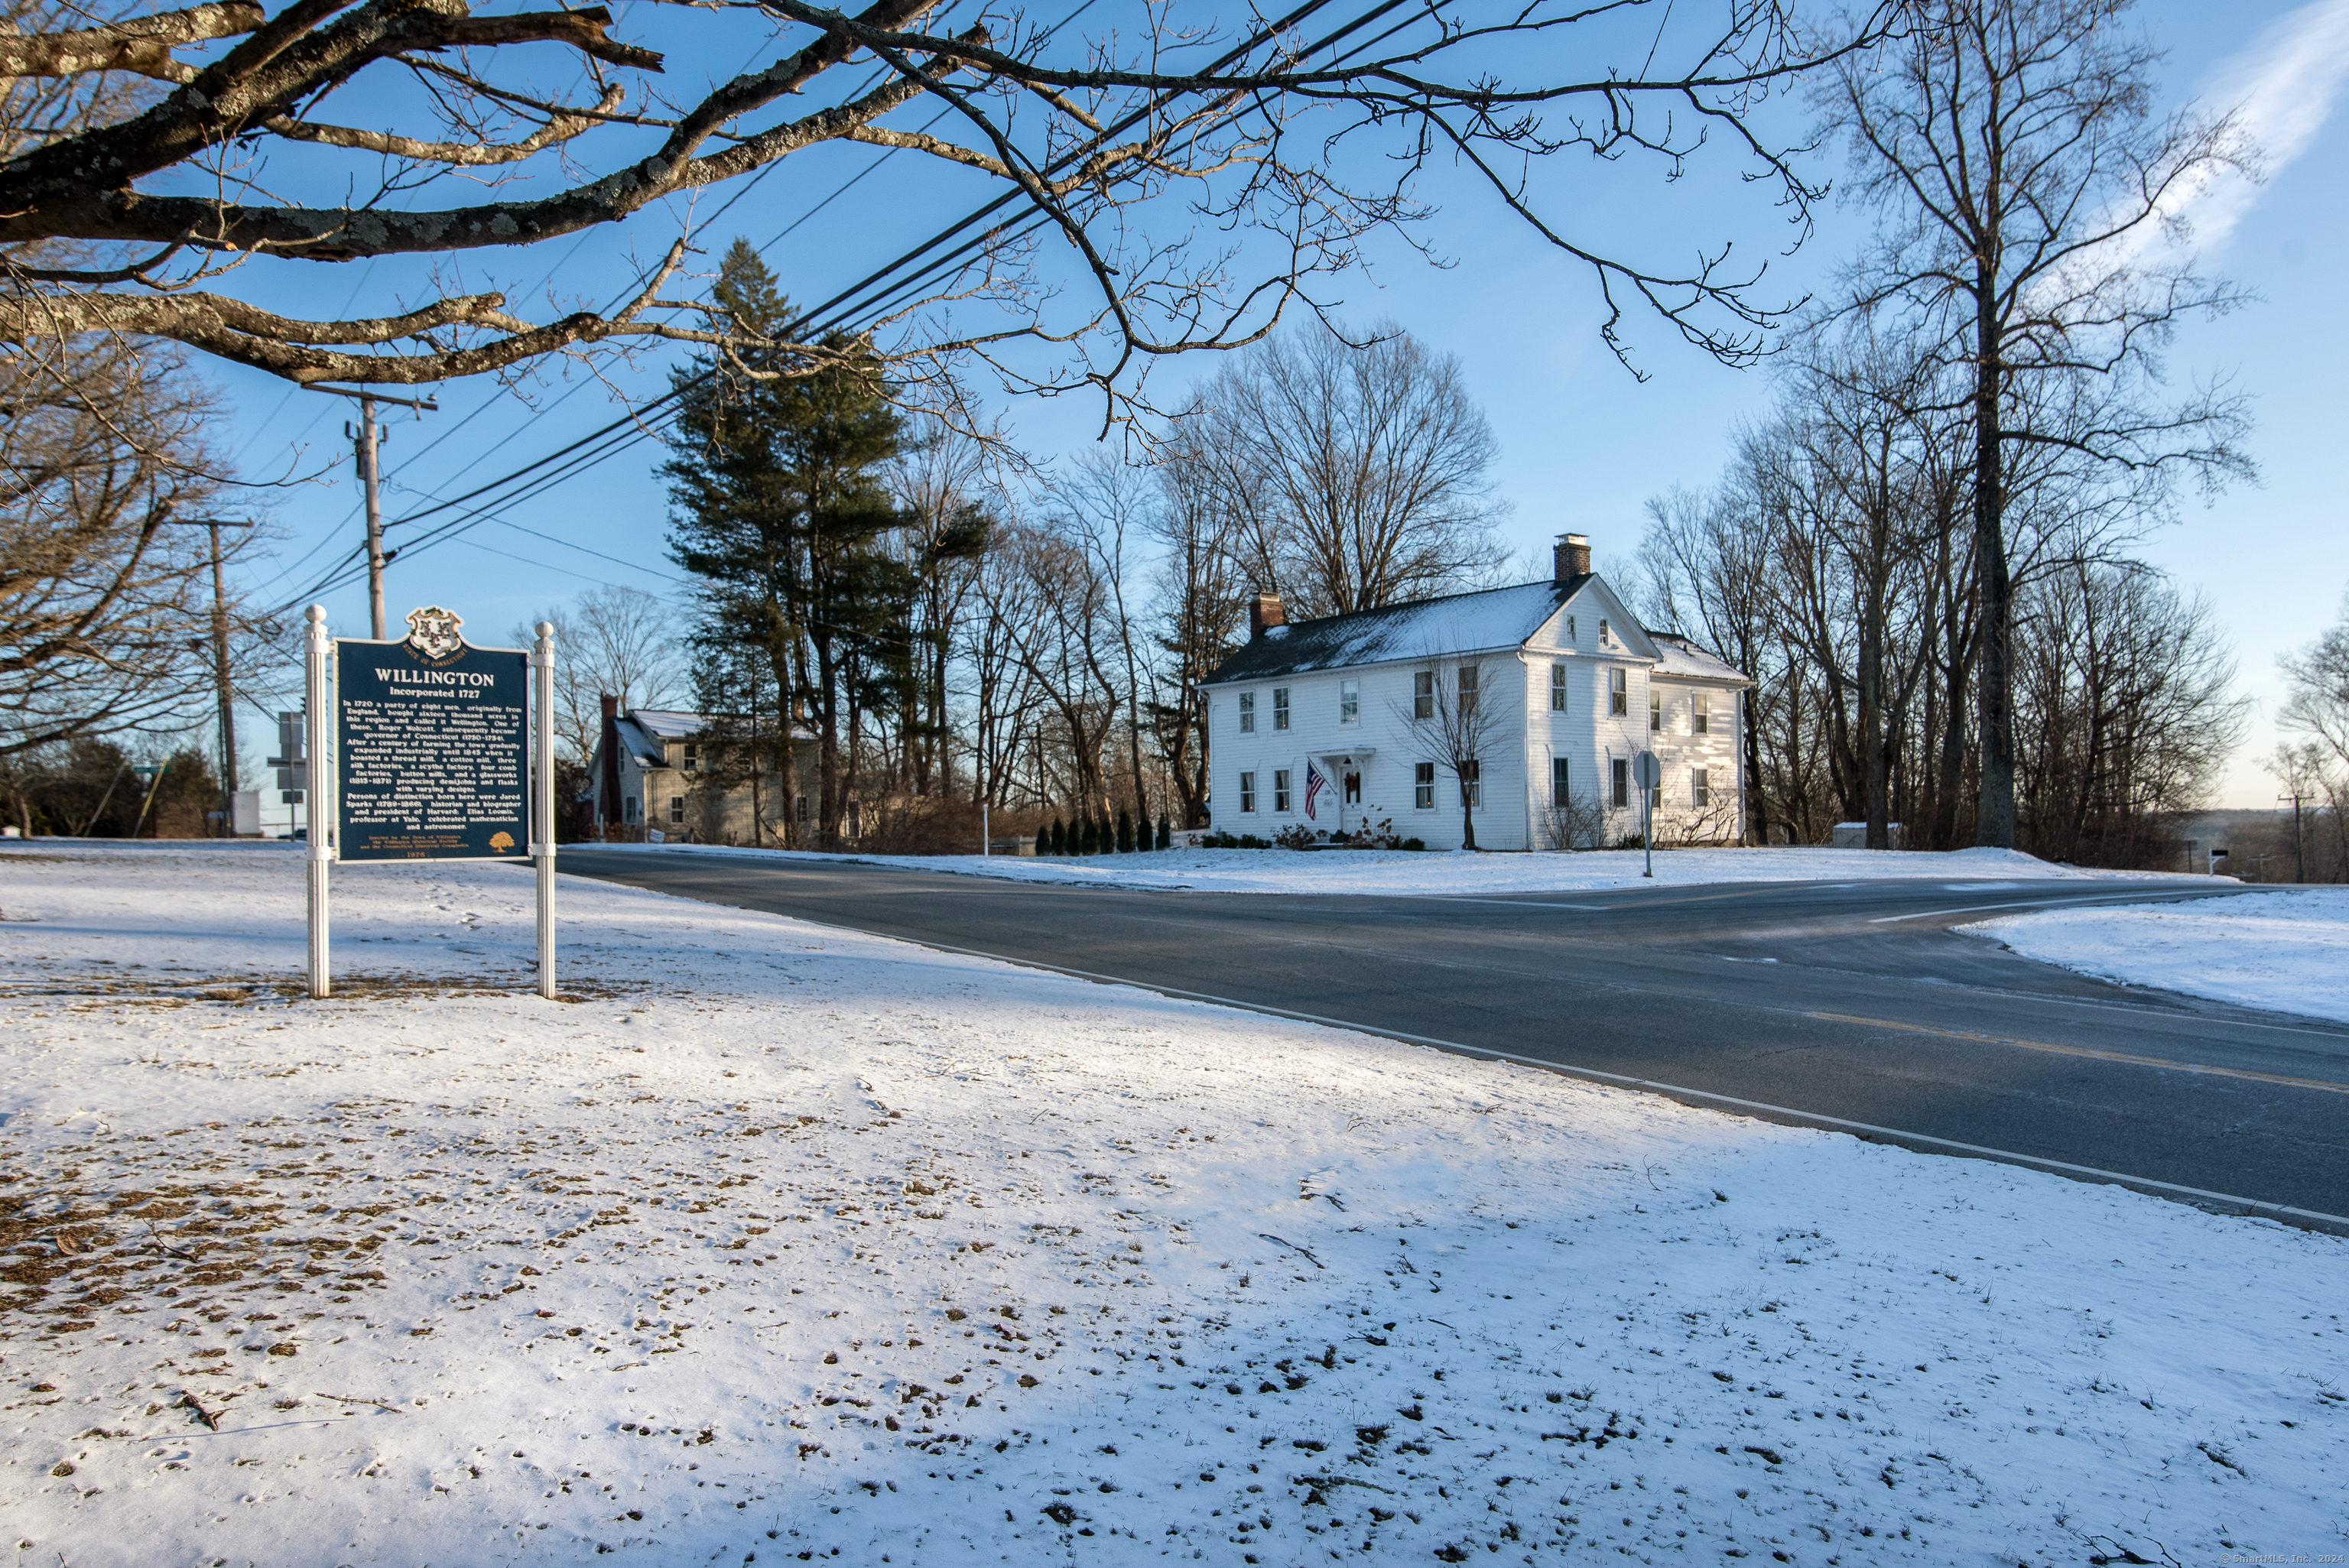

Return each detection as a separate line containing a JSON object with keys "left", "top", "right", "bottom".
{"left": 300, "top": 602, "right": 558, "bottom": 1002}
{"left": 531, "top": 620, "right": 557, "bottom": 998}
{"left": 304, "top": 605, "right": 334, "bottom": 997}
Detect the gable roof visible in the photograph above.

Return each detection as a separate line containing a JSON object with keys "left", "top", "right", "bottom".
{"left": 1206, "top": 576, "right": 1589, "bottom": 684}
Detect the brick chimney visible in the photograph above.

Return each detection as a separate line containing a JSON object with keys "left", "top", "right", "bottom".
{"left": 1554, "top": 532, "right": 1592, "bottom": 583}
{"left": 1249, "top": 591, "right": 1286, "bottom": 638}
{"left": 599, "top": 693, "right": 623, "bottom": 828}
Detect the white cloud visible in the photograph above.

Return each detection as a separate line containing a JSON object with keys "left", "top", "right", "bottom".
{"left": 2167, "top": 0, "right": 2349, "bottom": 252}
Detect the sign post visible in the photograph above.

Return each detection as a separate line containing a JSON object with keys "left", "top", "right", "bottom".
{"left": 1633, "top": 749, "right": 1661, "bottom": 880}
{"left": 302, "top": 603, "right": 554, "bottom": 1000}
{"left": 304, "top": 605, "right": 334, "bottom": 997}
{"left": 531, "top": 621, "right": 558, "bottom": 998}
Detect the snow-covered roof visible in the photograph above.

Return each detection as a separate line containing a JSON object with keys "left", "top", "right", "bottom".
{"left": 1646, "top": 633, "right": 1751, "bottom": 686}
{"left": 1206, "top": 577, "right": 1587, "bottom": 684}
{"left": 612, "top": 716, "right": 666, "bottom": 768}
{"left": 631, "top": 709, "right": 707, "bottom": 739}
{"left": 617, "top": 709, "right": 817, "bottom": 762}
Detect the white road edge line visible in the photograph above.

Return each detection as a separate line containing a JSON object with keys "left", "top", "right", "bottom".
{"left": 1868, "top": 890, "right": 2248, "bottom": 924}
{"left": 748, "top": 906, "right": 2349, "bottom": 1235}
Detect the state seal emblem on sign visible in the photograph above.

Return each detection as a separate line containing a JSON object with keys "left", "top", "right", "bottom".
{"left": 403, "top": 605, "right": 466, "bottom": 663}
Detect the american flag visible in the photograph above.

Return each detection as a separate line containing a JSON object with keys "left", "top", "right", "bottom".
{"left": 1304, "top": 760, "right": 1328, "bottom": 820}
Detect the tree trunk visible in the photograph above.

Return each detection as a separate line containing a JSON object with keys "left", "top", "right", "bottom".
{"left": 1973, "top": 270, "right": 2016, "bottom": 848}
{"left": 1861, "top": 562, "right": 1889, "bottom": 849}
{"left": 1741, "top": 683, "right": 1769, "bottom": 846}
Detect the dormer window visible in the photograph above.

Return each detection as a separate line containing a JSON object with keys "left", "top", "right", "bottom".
{"left": 682, "top": 743, "right": 699, "bottom": 771}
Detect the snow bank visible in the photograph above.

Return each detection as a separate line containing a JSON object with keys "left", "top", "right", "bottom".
{"left": 1974, "top": 886, "right": 2349, "bottom": 1026}
{"left": 599, "top": 839, "right": 2211, "bottom": 896}
{"left": 1, "top": 843, "right": 2341, "bottom": 1567}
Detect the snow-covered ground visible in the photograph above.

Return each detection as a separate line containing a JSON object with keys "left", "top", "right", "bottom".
{"left": 1975, "top": 886, "right": 2349, "bottom": 1027}
{"left": 598, "top": 839, "right": 2213, "bottom": 896}
{"left": 2, "top": 842, "right": 2342, "bottom": 1568}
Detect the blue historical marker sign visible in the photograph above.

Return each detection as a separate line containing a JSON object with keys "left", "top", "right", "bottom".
{"left": 336, "top": 606, "right": 528, "bottom": 861}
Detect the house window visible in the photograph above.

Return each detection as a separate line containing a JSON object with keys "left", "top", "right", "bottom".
{"left": 1458, "top": 664, "right": 1480, "bottom": 716}
{"left": 1239, "top": 771, "right": 1257, "bottom": 813}
{"left": 1693, "top": 692, "right": 1710, "bottom": 735}
{"left": 1412, "top": 670, "right": 1434, "bottom": 719}
{"left": 1273, "top": 687, "right": 1291, "bottom": 731}
{"left": 1568, "top": 615, "right": 1577, "bottom": 642}
{"left": 682, "top": 743, "right": 698, "bottom": 771}
{"left": 624, "top": 794, "right": 641, "bottom": 823}
{"left": 1551, "top": 756, "right": 1571, "bottom": 808}
{"left": 1610, "top": 758, "right": 1629, "bottom": 809}
{"left": 1550, "top": 664, "right": 1567, "bottom": 712}
{"left": 1340, "top": 678, "right": 1360, "bottom": 724}
{"left": 1239, "top": 692, "right": 1256, "bottom": 733}
{"left": 1609, "top": 668, "right": 1628, "bottom": 716}
{"left": 1649, "top": 688, "right": 1662, "bottom": 732}
{"left": 794, "top": 794, "right": 810, "bottom": 823}
{"left": 1273, "top": 769, "right": 1292, "bottom": 813}
{"left": 1459, "top": 759, "right": 1480, "bottom": 808}
{"left": 1599, "top": 618, "right": 1610, "bottom": 646}
{"left": 1691, "top": 768, "right": 1711, "bottom": 810}
{"left": 1414, "top": 763, "right": 1435, "bottom": 810}
{"left": 669, "top": 796, "right": 685, "bottom": 824}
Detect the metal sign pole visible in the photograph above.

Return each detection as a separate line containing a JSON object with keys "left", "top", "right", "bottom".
{"left": 1634, "top": 748, "right": 1659, "bottom": 879}
{"left": 531, "top": 621, "right": 558, "bottom": 998}
{"left": 304, "top": 605, "right": 334, "bottom": 997}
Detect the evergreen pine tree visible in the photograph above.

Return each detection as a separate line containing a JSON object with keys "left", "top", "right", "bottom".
{"left": 663, "top": 238, "right": 908, "bottom": 851}
{"left": 1155, "top": 814, "right": 1171, "bottom": 851}
{"left": 1079, "top": 815, "right": 1098, "bottom": 855}
{"left": 1048, "top": 818, "right": 1065, "bottom": 855}
{"left": 1116, "top": 808, "right": 1134, "bottom": 854}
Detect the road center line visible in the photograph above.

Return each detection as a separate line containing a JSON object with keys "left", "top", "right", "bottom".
{"left": 1809, "top": 1011, "right": 2349, "bottom": 1095}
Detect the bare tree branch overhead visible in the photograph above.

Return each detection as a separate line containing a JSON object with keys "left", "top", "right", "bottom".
{"left": 0, "top": 0, "right": 1890, "bottom": 394}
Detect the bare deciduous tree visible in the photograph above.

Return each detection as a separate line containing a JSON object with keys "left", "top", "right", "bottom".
{"left": 1149, "top": 432, "right": 1249, "bottom": 827}
{"left": 2013, "top": 563, "right": 2242, "bottom": 865}
{"left": 0, "top": 333, "right": 246, "bottom": 758}
{"left": 0, "top": 0, "right": 1884, "bottom": 398}
{"left": 1394, "top": 654, "right": 1495, "bottom": 851}
{"left": 511, "top": 584, "right": 681, "bottom": 761}
{"left": 2271, "top": 591, "right": 2349, "bottom": 883}
{"left": 1817, "top": 0, "right": 2253, "bottom": 846}
{"left": 1189, "top": 321, "right": 1509, "bottom": 618}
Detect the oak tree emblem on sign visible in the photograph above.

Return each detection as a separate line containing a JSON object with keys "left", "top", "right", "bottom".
{"left": 404, "top": 605, "right": 466, "bottom": 663}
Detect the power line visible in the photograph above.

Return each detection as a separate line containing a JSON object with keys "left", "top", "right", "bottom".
{"left": 271, "top": 0, "right": 1402, "bottom": 612}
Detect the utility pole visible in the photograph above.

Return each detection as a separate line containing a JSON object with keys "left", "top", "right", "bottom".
{"left": 302, "top": 385, "right": 439, "bottom": 639}
{"left": 159, "top": 517, "right": 255, "bottom": 836}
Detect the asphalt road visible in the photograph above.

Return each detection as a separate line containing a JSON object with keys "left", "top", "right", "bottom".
{"left": 555, "top": 850, "right": 2349, "bottom": 1226}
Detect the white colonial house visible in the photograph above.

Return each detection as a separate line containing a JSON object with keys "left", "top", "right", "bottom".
{"left": 1200, "top": 534, "right": 1751, "bottom": 852}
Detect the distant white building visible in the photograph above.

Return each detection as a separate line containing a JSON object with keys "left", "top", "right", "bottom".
{"left": 1200, "top": 534, "right": 1750, "bottom": 852}
{"left": 584, "top": 698, "right": 814, "bottom": 844}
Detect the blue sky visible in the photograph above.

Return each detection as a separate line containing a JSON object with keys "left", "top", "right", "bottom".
{"left": 210, "top": 0, "right": 2349, "bottom": 809}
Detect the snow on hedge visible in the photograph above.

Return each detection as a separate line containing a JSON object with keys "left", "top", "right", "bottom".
{"left": 596, "top": 839, "right": 2211, "bottom": 896}
{"left": 0, "top": 844, "right": 2341, "bottom": 1567}
{"left": 1974, "top": 886, "right": 2349, "bottom": 1026}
